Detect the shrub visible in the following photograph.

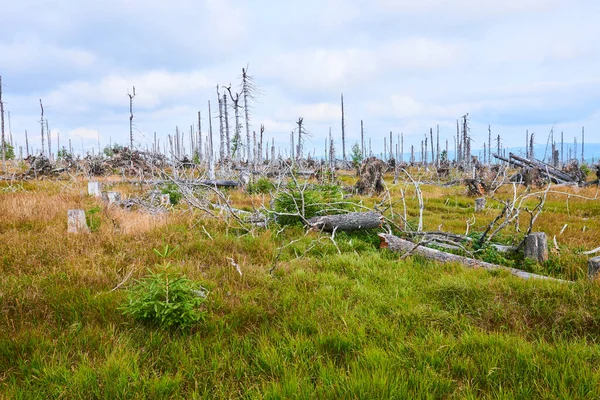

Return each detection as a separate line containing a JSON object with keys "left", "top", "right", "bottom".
{"left": 86, "top": 206, "right": 101, "bottom": 232}
{"left": 161, "top": 183, "right": 182, "bottom": 205}
{"left": 247, "top": 178, "right": 275, "bottom": 194}
{"left": 273, "top": 183, "right": 351, "bottom": 226}
{"left": 121, "top": 245, "right": 207, "bottom": 330}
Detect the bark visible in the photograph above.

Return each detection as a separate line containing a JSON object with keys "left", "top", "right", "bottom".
{"left": 308, "top": 212, "right": 383, "bottom": 232}
{"left": 200, "top": 180, "right": 239, "bottom": 187}
{"left": 524, "top": 232, "right": 548, "bottom": 263}
{"left": 588, "top": 256, "right": 600, "bottom": 280}
{"left": 378, "top": 233, "right": 564, "bottom": 282}
{"left": 68, "top": 210, "right": 89, "bottom": 234}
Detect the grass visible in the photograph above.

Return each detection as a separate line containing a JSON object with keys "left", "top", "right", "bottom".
{"left": 1, "top": 176, "right": 600, "bottom": 398}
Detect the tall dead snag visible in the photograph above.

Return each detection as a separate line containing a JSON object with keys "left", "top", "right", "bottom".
{"left": 40, "top": 99, "right": 45, "bottom": 156}
{"left": 296, "top": 118, "right": 307, "bottom": 161}
{"left": 223, "top": 93, "right": 230, "bottom": 159}
{"left": 308, "top": 212, "right": 383, "bottom": 232}
{"left": 378, "top": 234, "right": 565, "bottom": 282}
{"left": 127, "top": 87, "right": 136, "bottom": 149}
{"left": 241, "top": 67, "right": 258, "bottom": 164}
{"left": 217, "top": 86, "right": 225, "bottom": 164}
{"left": 226, "top": 86, "right": 242, "bottom": 163}
{"left": 197, "top": 111, "right": 203, "bottom": 162}
{"left": 329, "top": 129, "right": 336, "bottom": 176}
{"left": 341, "top": 93, "right": 346, "bottom": 161}
{"left": 207, "top": 100, "right": 215, "bottom": 179}
{"left": 582, "top": 126, "right": 585, "bottom": 164}
{"left": 0, "top": 75, "right": 4, "bottom": 170}
{"left": 360, "top": 120, "right": 364, "bottom": 158}
{"left": 258, "top": 124, "right": 264, "bottom": 166}
{"left": 430, "top": 128, "right": 434, "bottom": 165}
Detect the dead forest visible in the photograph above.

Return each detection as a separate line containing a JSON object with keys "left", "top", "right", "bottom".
{"left": 1, "top": 69, "right": 599, "bottom": 285}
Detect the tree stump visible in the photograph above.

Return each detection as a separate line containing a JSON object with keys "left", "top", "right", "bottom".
{"left": 159, "top": 194, "right": 171, "bottom": 205}
{"left": 68, "top": 210, "right": 89, "bottom": 234}
{"left": 88, "top": 181, "right": 102, "bottom": 197}
{"left": 588, "top": 257, "right": 600, "bottom": 280}
{"left": 524, "top": 232, "right": 548, "bottom": 263}
{"left": 474, "top": 197, "right": 486, "bottom": 213}
{"left": 102, "top": 191, "right": 121, "bottom": 205}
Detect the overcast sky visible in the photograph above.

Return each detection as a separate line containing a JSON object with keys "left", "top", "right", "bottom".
{"left": 1, "top": 0, "right": 599, "bottom": 158}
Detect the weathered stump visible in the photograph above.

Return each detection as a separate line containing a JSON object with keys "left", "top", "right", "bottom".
{"left": 474, "top": 197, "right": 486, "bottom": 213}
{"left": 88, "top": 181, "right": 102, "bottom": 197}
{"left": 68, "top": 210, "right": 89, "bottom": 234}
{"left": 102, "top": 191, "right": 121, "bottom": 205}
{"left": 524, "top": 232, "right": 548, "bottom": 263}
{"left": 308, "top": 212, "right": 383, "bottom": 232}
{"left": 588, "top": 257, "right": 600, "bottom": 280}
{"left": 159, "top": 194, "right": 171, "bottom": 205}
{"left": 239, "top": 171, "right": 251, "bottom": 187}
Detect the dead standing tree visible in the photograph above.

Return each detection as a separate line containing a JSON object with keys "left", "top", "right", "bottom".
{"left": 217, "top": 86, "right": 225, "bottom": 164}
{"left": 127, "top": 86, "right": 136, "bottom": 149}
{"left": 341, "top": 94, "right": 346, "bottom": 162}
{"left": 241, "top": 67, "right": 259, "bottom": 164}
{"left": 225, "top": 86, "right": 242, "bottom": 164}
{"left": 0, "top": 75, "right": 5, "bottom": 172}
{"left": 40, "top": 99, "right": 45, "bottom": 157}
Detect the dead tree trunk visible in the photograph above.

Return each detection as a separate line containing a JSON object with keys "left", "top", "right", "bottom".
{"left": 309, "top": 212, "right": 383, "bottom": 232}
{"left": 341, "top": 93, "right": 346, "bottom": 161}
{"left": 128, "top": 87, "right": 136, "bottom": 149}
{"left": 0, "top": 76, "right": 4, "bottom": 171}
{"left": 68, "top": 210, "right": 90, "bottom": 234}
{"left": 40, "top": 99, "right": 45, "bottom": 157}
{"left": 524, "top": 232, "right": 548, "bottom": 263}
{"left": 379, "top": 234, "right": 563, "bottom": 282}
{"left": 588, "top": 256, "right": 600, "bottom": 280}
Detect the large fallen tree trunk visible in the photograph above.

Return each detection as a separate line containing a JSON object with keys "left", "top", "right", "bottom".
{"left": 309, "top": 212, "right": 383, "bottom": 232}
{"left": 378, "top": 233, "right": 566, "bottom": 282}
{"left": 508, "top": 153, "right": 574, "bottom": 182}
{"left": 199, "top": 180, "right": 239, "bottom": 187}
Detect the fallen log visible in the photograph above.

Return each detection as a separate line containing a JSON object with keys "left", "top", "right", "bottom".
{"left": 199, "top": 180, "right": 239, "bottom": 187}
{"left": 308, "top": 212, "right": 383, "bottom": 232}
{"left": 509, "top": 153, "right": 573, "bottom": 183}
{"left": 378, "top": 233, "right": 565, "bottom": 282}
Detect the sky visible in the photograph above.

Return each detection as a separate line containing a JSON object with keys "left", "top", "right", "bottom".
{"left": 1, "top": 0, "right": 600, "bottom": 159}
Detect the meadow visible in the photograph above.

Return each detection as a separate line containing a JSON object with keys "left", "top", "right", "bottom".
{"left": 1, "top": 169, "right": 600, "bottom": 399}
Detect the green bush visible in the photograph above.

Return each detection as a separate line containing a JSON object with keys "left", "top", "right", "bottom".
{"left": 121, "top": 245, "right": 207, "bottom": 330}
{"left": 273, "top": 183, "right": 351, "bottom": 226}
{"left": 161, "top": 183, "right": 182, "bottom": 205}
{"left": 247, "top": 178, "right": 275, "bottom": 194}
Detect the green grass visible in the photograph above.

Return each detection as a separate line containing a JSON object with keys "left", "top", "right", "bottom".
{"left": 1, "top": 178, "right": 600, "bottom": 398}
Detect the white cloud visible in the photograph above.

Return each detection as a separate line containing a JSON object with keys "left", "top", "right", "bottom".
{"left": 40, "top": 71, "right": 213, "bottom": 111}
{"left": 262, "top": 38, "right": 459, "bottom": 91}
{"left": 0, "top": 35, "right": 96, "bottom": 72}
